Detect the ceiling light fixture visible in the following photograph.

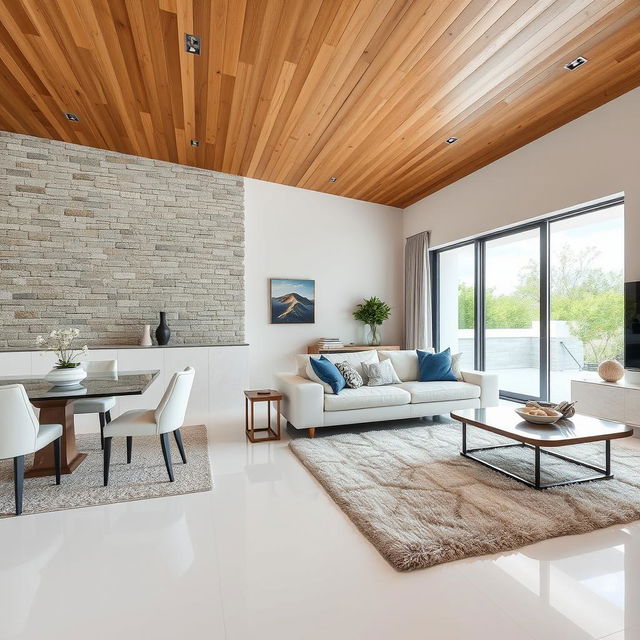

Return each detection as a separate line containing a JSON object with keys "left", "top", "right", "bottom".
{"left": 445, "top": 137, "right": 458, "bottom": 144}
{"left": 64, "top": 112, "right": 80, "bottom": 122}
{"left": 184, "top": 33, "right": 201, "bottom": 55}
{"left": 328, "top": 176, "right": 337, "bottom": 183}
{"left": 564, "top": 56, "right": 588, "bottom": 71}
{"left": 190, "top": 139, "right": 199, "bottom": 147}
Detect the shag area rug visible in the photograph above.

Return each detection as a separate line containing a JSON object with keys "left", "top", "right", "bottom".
{"left": 0, "top": 425, "right": 211, "bottom": 517}
{"left": 290, "top": 420, "right": 640, "bottom": 571}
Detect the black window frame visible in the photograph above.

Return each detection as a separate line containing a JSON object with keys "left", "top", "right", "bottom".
{"left": 430, "top": 195, "right": 624, "bottom": 402}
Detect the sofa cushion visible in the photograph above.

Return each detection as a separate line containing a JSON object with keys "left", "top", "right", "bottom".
{"left": 395, "top": 381, "right": 481, "bottom": 404}
{"left": 309, "top": 356, "right": 346, "bottom": 395}
{"left": 334, "top": 361, "right": 364, "bottom": 388}
{"left": 324, "top": 385, "right": 411, "bottom": 412}
{"left": 378, "top": 349, "right": 433, "bottom": 382}
{"left": 418, "top": 348, "right": 457, "bottom": 382}
{"left": 362, "top": 359, "right": 401, "bottom": 386}
{"left": 451, "top": 352, "right": 463, "bottom": 380}
{"left": 296, "top": 350, "right": 379, "bottom": 380}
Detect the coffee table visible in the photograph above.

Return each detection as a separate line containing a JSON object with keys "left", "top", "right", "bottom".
{"left": 450, "top": 407, "right": 634, "bottom": 489}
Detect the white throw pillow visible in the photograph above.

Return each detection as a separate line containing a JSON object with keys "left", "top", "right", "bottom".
{"left": 362, "top": 359, "right": 401, "bottom": 386}
{"left": 451, "top": 352, "right": 463, "bottom": 380}
{"left": 378, "top": 349, "right": 434, "bottom": 382}
{"left": 322, "top": 350, "right": 379, "bottom": 380}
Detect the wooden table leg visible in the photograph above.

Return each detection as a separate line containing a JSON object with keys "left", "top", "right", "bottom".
{"left": 26, "top": 399, "right": 87, "bottom": 477}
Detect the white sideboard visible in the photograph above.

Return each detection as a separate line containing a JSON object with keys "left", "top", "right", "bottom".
{"left": 571, "top": 376, "right": 640, "bottom": 435}
{"left": 0, "top": 345, "right": 249, "bottom": 431}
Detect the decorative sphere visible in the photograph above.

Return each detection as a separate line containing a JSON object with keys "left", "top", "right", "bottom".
{"left": 598, "top": 359, "right": 624, "bottom": 382}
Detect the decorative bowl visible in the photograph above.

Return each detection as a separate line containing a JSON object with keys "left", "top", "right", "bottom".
{"left": 515, "top": 407, "right": 562, "bottom": 425}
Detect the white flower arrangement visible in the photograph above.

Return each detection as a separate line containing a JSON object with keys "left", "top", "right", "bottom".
{"left": 35, "top": 328, "right": 89, "bottom": 368}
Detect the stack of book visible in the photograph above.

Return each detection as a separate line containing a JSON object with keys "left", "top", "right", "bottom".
{"left": 316, "top": 338, "right": 344, "bottom": 350}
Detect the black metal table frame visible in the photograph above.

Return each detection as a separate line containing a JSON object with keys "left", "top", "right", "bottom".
{"left": 460, "top": 422, "right": 612, "bottom": 490}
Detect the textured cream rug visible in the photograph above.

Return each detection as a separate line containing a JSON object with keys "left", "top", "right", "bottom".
{"left": 0, "top": 425, "right": 212, "bottom": 517}
{"left": 290, "top": 421, "right": 640, "bottom": 571}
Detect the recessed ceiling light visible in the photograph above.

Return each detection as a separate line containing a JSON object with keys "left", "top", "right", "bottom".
{"left": 190, "top": 139, "right": 199, "bottom": 147}
{"left": 64, "top": 112, "right": 79, "bottom": 122}
{"left": 184, "top": 33, "right": 201, "bottom": 55}
{"left": 445, "top": 137, "right": 458, "bottom": 144}
{"left": 564, "top": 56, "right": 588, "bottom": 71}
{"left": 328, "top": 176, "right": 337, "bottom": 183}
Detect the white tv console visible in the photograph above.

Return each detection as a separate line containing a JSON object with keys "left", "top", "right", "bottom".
{"left": 571, "top": 374, "right": 640, "bottom": 436}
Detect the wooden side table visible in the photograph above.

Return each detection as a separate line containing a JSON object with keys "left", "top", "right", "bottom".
{"left": 244, "top": 389, "right": 282, "bottom": 443}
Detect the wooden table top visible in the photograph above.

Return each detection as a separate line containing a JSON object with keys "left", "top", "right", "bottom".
{"left": 244, "top": 389, "right": 282, "bottom": 401}
{"left": 450, "top": 407, "right": 634, "bottom": 447}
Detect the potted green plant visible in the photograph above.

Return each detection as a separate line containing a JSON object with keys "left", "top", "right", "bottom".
{"left": 353, "top": 297, "right": 391, "bottom": 346}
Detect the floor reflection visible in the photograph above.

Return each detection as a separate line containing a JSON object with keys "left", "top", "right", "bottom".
{"left": 491, "top": 525, "right": 640, "bottom": 638}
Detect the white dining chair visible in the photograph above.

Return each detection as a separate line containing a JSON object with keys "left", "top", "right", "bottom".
{"left": 74, "top": 360, "right": 117, "bottom": 449}
{"left": 102, "top": 367, "right": 195, "bottom": 486}
{"left": 0, "top": 385, "right": 62, "bottom": 515}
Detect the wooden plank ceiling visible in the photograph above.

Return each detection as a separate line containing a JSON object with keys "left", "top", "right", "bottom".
{"left": 1, "top": 1, "right": 639, "bottom": 208}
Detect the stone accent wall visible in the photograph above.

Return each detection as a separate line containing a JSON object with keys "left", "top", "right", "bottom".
{"left": 0, "top": 131, "right": 244, "bottom": 348}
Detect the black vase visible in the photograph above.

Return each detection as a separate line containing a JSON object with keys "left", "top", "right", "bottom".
{"left": 156, "top": 311, "right": 171, "bottom": 345}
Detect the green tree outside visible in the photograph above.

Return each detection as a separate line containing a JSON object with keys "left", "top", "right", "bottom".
{"left": 456, "top": 245, "right": 623, "bottom": 364}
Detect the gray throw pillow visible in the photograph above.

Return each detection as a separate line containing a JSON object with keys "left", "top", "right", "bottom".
{"left": 335, "top": 361, "right": 363, "bottom": 389}
{"left": 362, "top": 360, "right": 401, "bottom": 386}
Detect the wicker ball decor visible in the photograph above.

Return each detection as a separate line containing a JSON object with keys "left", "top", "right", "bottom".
{"left": 598, "top": 359, "right": 624, "bottom": 382}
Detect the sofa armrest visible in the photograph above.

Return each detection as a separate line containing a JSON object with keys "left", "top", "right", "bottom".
{"left": 460, "top": 370, "right": 499, "bottom": 407}
{"left": 275, "top": 373, "right": 324, "bottom": 428}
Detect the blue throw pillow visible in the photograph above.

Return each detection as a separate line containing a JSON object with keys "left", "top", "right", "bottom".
{"left": 417, "top": 348, "right": 457, "bottom": 382}
{"left": 310, "top": 356, "right": 346, "bottom": 394}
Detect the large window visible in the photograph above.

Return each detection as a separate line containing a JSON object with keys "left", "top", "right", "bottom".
{"left": 432, "top": 198, "right": 624, "bottom": 401}
{"left": 437, "top": 244, "right": 475, "bottom": 372}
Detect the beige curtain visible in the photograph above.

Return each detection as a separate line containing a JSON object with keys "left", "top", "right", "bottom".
{"left": 404, "top": 231, "right": 431, "bottom": 350}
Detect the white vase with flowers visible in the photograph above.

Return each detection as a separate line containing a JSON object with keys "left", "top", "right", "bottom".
{"left": 36, "top": 328, "right": 89, "bottom": 387}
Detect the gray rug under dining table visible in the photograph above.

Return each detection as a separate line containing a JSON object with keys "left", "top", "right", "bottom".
{"left": 0, "top": 425, "right": 212, "bottom": 517}
{"left": 289, "top": 418, "right": 640, "bottom": 571}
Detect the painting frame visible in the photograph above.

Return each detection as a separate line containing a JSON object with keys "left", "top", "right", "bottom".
{"left": 270, "top": 278, "right": 315, "bottom": 324}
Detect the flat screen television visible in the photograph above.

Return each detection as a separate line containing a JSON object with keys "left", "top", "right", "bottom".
{"left": 625, "top": 281, "right": 640, "bottom": 370}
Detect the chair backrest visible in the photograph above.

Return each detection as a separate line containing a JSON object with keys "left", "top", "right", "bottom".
{"left": 154, "top": 367, "right": 195, "bottom": 434}
{"left": 82, "top": 359, "right": 118, "bottom": 374}
{"left": 0, "top": 385, "right": 40, "bottom": 459}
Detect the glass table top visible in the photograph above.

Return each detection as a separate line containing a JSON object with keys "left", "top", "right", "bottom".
{"left": 0, "top": 370, "right": 160, "bottom": 401}
{"left": 451, "top": 406, "right": 634, "bottom": 445}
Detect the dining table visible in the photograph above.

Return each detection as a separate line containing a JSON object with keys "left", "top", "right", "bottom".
{"left": 0, "top": 370, "right": 159, "bottom": 477}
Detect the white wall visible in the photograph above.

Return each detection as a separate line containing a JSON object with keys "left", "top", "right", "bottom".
{"left": 245, "top": 178, "right": 403, "bottom": 387}
{"left": 403, "top": 87, "right": 640, "bottom": 280}
{"left": 0, "top": 345, "right": 249, "bottom": 431}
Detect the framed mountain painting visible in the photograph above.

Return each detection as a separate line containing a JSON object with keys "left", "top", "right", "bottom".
{"left": 270, "top": 278, "right": 315, "bottom": 324}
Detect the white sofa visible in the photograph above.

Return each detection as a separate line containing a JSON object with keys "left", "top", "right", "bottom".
{"left": 275, "top": 349, "right": 499, "bottom": 437}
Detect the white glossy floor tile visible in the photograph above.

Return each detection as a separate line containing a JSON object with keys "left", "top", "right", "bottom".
{"left": 1, "top": 414, "right": 639, "bottom": 640}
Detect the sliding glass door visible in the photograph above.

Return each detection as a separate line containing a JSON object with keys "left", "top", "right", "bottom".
{"left": 484, "top": 228, "right": 541, "bottom": 398}
{"left": 432, "top": 198, "right": 624, "bottom": 402}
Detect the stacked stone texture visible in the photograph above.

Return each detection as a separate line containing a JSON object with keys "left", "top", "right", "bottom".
{"left": 0, "top": 130, "right": 245, "bottom": 348}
